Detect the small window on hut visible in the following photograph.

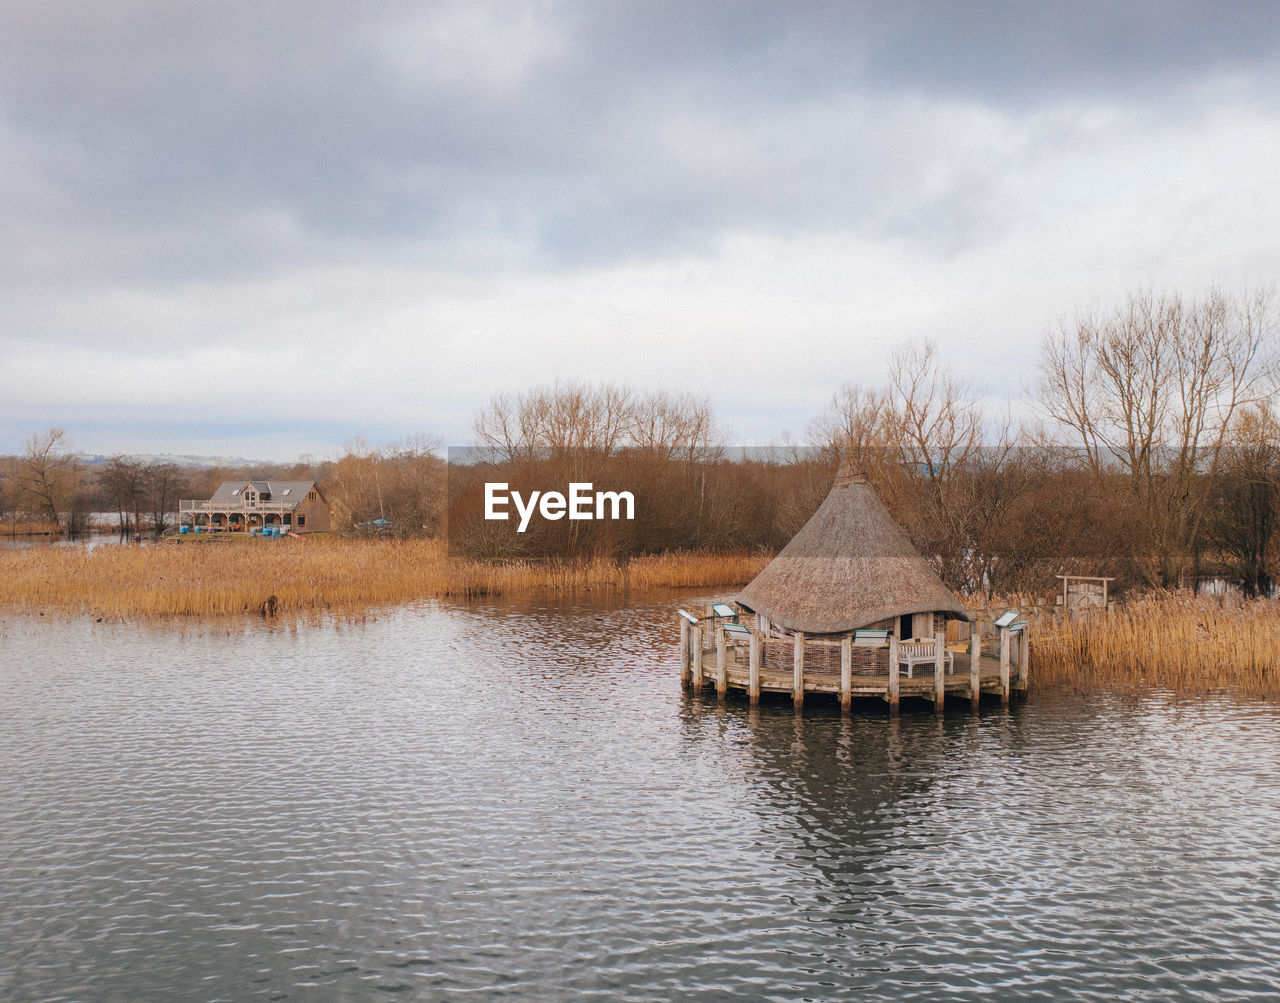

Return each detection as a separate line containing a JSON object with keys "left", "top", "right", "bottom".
{"left": 297, "top": 515, "right": 306, "bottom": 527}
{"left": 308, "top": 490, "right": 318, "bottom": 501}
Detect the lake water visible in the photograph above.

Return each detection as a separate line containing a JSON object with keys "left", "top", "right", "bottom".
{"left": 3, "top": 594, "right": 1280, "bottom": 1000}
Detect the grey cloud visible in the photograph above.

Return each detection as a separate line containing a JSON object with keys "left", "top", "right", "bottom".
{"left": 1, "top": 0, "right": 1277, "bottom": 289}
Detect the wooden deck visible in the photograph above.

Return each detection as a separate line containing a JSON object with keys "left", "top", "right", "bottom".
{"left": 679, "top": 613, "right": 1031, "bottom": 713}
{"left": 689, "top": 645, "right": 1023, "bottom": 702}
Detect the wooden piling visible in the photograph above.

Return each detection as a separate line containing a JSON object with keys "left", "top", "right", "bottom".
{"left": 840, "top": 634, "right": 852, "bottom": 713}
{"left": 680, "top": 619, "right": 691, "bottom": 687}
{"left": 1017, "top": 628, "right": 1030, "bottom": 691}
{"left": 888, "top": 634, "right": 900, "bottom": 714}
{"left": 793, "top": 631, "right": 805, "bottom": 709}
{"left": 715, "top": 624, "right": 727, "bottom": 699}
{"left": 748, "top": 630, "right": 761, "bottom": 705}
{"left": 998, "top": 625, "right": 1011, "bottom": 705}
{"left": 933, "top": 628, "right": 945, "bottom": 712}
{"left": 969, "top": 620, "right": 981, "bottom": 708}
{"left": 692, "top": 624, "right": 704, "bottom": 691}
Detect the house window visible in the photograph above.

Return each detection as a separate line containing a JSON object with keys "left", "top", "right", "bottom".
{"left": 308, "top": 490, "right": 318, "bottom": 501}
{"left": 298, "top": 515, "right": 306, "bottom": 527}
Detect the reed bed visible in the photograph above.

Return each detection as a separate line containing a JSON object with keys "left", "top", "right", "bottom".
{"left": 0, "top": 537, "right": 769, "bottom": 623}
{"left": 2, "top": 519, "right": 63, "bottom": 536}
{"left": 1030, "top": 591, "right": 1280, "bottom": 697}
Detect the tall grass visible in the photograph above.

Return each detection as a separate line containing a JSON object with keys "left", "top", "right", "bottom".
{"left": 2, "top": 519, "right": 62, "bottom": 536}
{"left": 1030, "top": 591, "right": 1280, "bottom": 697}
{"left": 0, "top": 537, "right": 769, "bottom": 622}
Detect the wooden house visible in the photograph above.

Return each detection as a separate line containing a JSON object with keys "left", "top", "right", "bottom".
{"left": 180, "top": 480, "right": 332, "bottom": 533}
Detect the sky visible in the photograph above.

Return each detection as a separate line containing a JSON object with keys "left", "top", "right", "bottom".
{"left": 3, "top": 1, "right": 1279, "bottom": 461}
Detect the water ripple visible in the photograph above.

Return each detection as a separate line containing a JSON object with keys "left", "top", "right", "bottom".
{"left": 3, "top": 599, "right": 1280, "bottom": 1000}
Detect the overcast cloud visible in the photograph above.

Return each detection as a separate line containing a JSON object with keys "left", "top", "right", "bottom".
{"left": 3, "top": 1, "right": 1279, "bottom": 458}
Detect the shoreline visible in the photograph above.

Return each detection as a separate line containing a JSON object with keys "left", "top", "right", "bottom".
{"left": 4, "top": 539, "right": 1277, "bottom": 698}
{"left": 0, "top": 536, "right": 769, "bottom": 620}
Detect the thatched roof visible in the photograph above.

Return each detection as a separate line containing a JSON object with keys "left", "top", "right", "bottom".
{"left": 737, "top": 468, "right": 969, "bottom": 634}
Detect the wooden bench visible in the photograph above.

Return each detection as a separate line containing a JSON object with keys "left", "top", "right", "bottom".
{"left": 897, "top": 638, "right": 953, "bottom": 677}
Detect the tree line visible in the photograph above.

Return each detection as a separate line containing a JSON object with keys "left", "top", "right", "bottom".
{"left": 5, "top": 285, "right": 1277, "bottom": 598}
{"left": 458, "top": 286, "right": 1280, "bottom": 597}
{"left": 0, "top": 433, "right": 444, "bottom": 540}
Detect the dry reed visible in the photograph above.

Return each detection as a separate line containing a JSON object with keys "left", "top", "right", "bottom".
{"left": 0, "top": 537, "right": 769, "bottom": 623}
{"left": 1029, "top": 591, "right": 1280, "bottom": 697}
{"left": 2, "top": 519, "right": 63, "bottom": 536}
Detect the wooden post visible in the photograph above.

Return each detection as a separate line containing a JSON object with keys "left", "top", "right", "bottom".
{"left": 692, "top": 624, "right": 704, "bottom": 691}
{"left": 933, "top": 628, "right": 945, "bottom": 713}
{"left": 969, "top": 620, "right": 981, "bottom": 709}
{"left": 888, "top": 634, "right": 900, "bottom": 714}
{"left": 680, "top": 619, "right": 691, "bottom": 687}
{"left": 793, "top": 631, "right": 805, "bottom": 709}
{"left": 1017, "top": 628, "right": 1030, "bottom": 690}
{"left": 998, "top": 625, "right": 1011, "bottom": 705}
{"left": 748, "top": 630, "right": 761, "bottom": 705}
{"left": 715, "top": 624, "right": 727, "bottom": 698}
{"left": 840, "top": 634, "right": 852, "bottom": 713}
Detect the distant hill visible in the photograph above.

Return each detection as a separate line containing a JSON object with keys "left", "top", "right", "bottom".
{"left": 76, "top": 453, "right": 280, "bottom": 468}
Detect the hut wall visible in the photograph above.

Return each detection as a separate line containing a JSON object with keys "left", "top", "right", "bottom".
{"left": 761, "top": 636, "right": 886, "bottom": 675}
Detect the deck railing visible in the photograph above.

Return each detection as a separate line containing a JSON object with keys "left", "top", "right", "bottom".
{"left": 679, "top": 604, "right": 1030, "bottom": 713}
{"left": 180, "top": 500, "right": 298, "bottom": 515}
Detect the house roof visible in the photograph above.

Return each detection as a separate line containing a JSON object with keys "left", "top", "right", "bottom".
{"left": 207, "top": 480, "right": 324, "bottom": 506}
{"left": 736, "top": 466, "right": 969, "bottom": 634}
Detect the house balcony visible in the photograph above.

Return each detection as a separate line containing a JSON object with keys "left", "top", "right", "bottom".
{"left": 180, "top": 500, "right": 299, "bottom": 516}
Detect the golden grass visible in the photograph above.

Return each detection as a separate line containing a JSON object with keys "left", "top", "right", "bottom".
{"left": 2, "top": 519, "right": 62, "bottom": 536}
{"left": 0, "top": 537, "right": 770, "bottom": 622}
{"left": 1029, "top": 591, "right": 1280, "bottom": 697}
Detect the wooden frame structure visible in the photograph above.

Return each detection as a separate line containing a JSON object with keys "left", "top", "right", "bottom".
{"left": 680, "top": 603, "right": 1030, "bottom": 714}
{"left": 1057, "top": 575, "right": 1114, "bottom": 613}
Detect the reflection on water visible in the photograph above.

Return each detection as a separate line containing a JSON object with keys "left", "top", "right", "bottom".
{"left": 2, "top": 596, "right": 1280, "bottom": 1000}
{"left": 1, "top": 530, "right": 141, "bottom": 550}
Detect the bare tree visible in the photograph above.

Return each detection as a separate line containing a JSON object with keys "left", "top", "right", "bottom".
{"left": 883, "top": 341, "right": 984, "bottom": 489}
{"left": 0, "top": 454, "right": 19, "bottom": 534}
{"left": 329, "top": 436, "right": 445, "bottom": 536}
{"left": 1039, "top": 287, "right": 1277, "bottom": 585}
{"left": 628, "top": 389, "right": 717, "bottom": 464}
{"left": 145, "top": 461, "right": 188, "bottom": 537}
{"left": 474, "top": 382, "right": 634, "bottom": 462}
{"left": 17, "top": 429, "right": 81, "bottom": 530}
{"left": 806, "top": 383, "right": 887, "bottom": 473}
{"left": 101, "top": 455, "right": 146, "bottom": 535}
{"left": 1207, "top": 404, "right": 1280, "bottom": 597}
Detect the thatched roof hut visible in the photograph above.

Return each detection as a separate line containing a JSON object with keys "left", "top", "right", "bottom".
{"left": 737, "top": 467, "right": 968, "bottom": 636}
